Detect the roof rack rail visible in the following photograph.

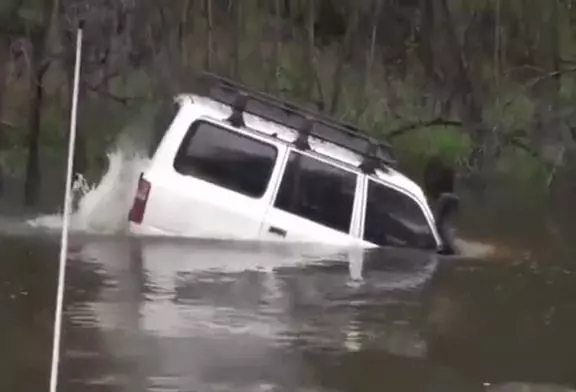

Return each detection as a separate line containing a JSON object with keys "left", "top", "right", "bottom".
{"left": 195, "top": 72, "right": 396, "bottom": 171}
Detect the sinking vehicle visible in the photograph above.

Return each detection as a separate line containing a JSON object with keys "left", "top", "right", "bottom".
{"left": 128, "top": 73, "right": 459, "bottom": 254}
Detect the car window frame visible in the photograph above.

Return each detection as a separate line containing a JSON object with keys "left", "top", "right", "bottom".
{"left": 361, "top": 177, "right": 440, "bottom": 249}
{"left": 172, "top": 118, "right": 281, "bottom": 200}
{"left": 269, "top": 147, "right": 363, "bottom": 236}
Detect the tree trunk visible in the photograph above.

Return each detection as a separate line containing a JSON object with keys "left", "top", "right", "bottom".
{"left": 434, "top": 0, "right": 486, "bottom": 168}
{"left": 266, "top": 0, "right": 282, "bottom": 91}
{"left": 282, "top": 0, "right": 291, "bottom": 18}
{"left": 24, "top": 51, "right": 48, "bottom": 206}
{"left": 363, "top": 0, "right": 382, "bottom": 96}
{"left": 0, "top": 36, "right": 8, "bottom": 127}
{"left": 179, "top": 0, "right": 193, "bottom": 66}
{"left": 24, "top": 0, "right": 57, "bottom": 206}
{"left": 0, "top": 36, "right": 7, "bottom": 198}
{"left": 417, "top": 0, "right": 438, "bottom": 84}
{"left": 531, "top": 0, "right": 570, "bottom": 159}
{"left": 205, "top": 0, "right": 213, "bottom": 70}
{"left": 494, "top": 0, "right": 501, "bottom": 98}
{"left": 231, "top": 0, "right": 242, "bottom": 79}
{"left": 304, "top": 0, "right": 315, "bottom": 100}
{"left": 329, "top": 5, "right": 358, "bottom": 115}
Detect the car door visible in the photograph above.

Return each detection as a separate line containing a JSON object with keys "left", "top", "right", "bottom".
{"left": 259, "top": 149, "right": 363, "bottom": 246}
{"left": 147, "top": 118, "right": 287, "bottom": 240}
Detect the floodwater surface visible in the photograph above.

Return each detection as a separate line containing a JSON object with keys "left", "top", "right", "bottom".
{"left": 1, "top": 149, "right": 576, "bottom": 392}
{"left": 2, "top": 229, "right": 576, "bottom": 392}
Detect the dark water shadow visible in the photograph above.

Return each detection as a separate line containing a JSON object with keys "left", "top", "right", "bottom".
{"left": 422, "top": 258, "right": 576, "bottom": 389}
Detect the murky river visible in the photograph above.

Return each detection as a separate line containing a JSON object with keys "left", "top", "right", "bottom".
{"left": 1, "top": 150, "right": 576, "bottom": 391}
{"left": 2, "top": 226, "right": 576, "bottom": 392}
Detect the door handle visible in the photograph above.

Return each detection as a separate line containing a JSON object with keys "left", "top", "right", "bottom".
{"left": 268, "top": 226, "right": 287, "bottom": 237}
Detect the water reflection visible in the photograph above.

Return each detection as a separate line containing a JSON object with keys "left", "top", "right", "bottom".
{"left": 1, "top": 232, "right": 576, "bottom": 391}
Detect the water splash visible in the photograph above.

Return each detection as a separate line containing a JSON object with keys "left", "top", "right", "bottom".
{"left": 26, "top": 146, "right": 150, "bottom": 234}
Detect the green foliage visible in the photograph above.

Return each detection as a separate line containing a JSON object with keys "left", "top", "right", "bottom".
{"left": 275, "top": 49, "right": 309, "bottom": 99}
{"left": 392, "top": 126, "right": 473, "bottom": 172}
{"left": 495, "top": 149, "right": 551, "bottom": 200}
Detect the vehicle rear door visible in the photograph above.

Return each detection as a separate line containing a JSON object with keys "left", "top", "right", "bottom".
{"left": 259, "top": 149, "right": 364, "bottom": 246}
{"left": 145, "top": 119, "right": 287, "bottom": 240}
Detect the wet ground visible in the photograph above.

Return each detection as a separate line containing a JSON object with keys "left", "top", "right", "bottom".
{"left": 2, "top": 225, "right": 576, "bottom": 392}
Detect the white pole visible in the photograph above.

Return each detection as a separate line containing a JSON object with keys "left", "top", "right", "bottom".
{"left": 49, "top": 20, "right": 83, "bottom": 392}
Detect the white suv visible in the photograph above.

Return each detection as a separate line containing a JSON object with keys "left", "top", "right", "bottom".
{"left": 128, "top": 73, "right": 458, "bottom": 254}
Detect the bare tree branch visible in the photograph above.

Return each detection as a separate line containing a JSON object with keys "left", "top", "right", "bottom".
{"left": 502, "top": 64, "right": 546, "bottom": 77}
{"left": 507, "top": 138, "right": 541, "bottom": 160}
{"left": 526, "top": 66, "right": 576, "bottom": 88}
{"left": 385, "top": 117, "right": 463, "bottom": 140}
{"left": 496, "top": 65, "right": 576, "bottom": 134}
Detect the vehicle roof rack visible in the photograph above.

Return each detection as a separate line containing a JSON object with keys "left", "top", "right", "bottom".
{"left": 195, "top": 72, "right": 396, "bottom": 172}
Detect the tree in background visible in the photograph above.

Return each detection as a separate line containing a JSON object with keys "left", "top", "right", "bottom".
{"left": 0, "top": 0, "right": 574, "bottom": 208}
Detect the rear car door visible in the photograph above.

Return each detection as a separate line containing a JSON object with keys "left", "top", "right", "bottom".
{"left": 259, "top": 149, "right": 363, "bottom": 246}
{"left": 143, "top": 119, "right": 287, "bottom": 240}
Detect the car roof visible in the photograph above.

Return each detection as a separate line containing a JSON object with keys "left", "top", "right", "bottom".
{"left": 175, "top": 93, "right": 427, "bottom": 202}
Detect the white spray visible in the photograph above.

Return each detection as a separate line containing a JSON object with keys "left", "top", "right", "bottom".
{"left": 27, "top": 143, "right": 150, "bottom": 235}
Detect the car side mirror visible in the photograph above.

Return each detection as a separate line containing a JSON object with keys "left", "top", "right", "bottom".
{"left": 435, "top": 192, "right": 460, "bottom": 255}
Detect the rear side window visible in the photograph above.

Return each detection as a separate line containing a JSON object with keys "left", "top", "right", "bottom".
{"left": 274, "top": 151, "right": 357, "bottom": 233}
{"left": 363, "top": 180, "right": 437, "bottom": 249}
{"left": 174, "top": 120, "right": 278, "bottom": 198}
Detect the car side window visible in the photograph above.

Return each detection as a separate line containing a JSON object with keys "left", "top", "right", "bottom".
{"left": 274, "top": 151, "right": 357, "bottom": 233}
{"left": 173, "top": 120, "right": 278, "bottom": 198}
{"left": 363, "top": 180, "right": 437, "bottom": 249}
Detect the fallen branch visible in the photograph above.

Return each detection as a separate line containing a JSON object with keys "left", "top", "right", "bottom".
{"left": 385, "top": 117, "right": 463, "bottom": 140}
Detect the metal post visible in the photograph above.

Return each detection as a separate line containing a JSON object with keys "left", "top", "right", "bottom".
{"left": 49, "top": 20, "right": 84, "bottom": 392}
